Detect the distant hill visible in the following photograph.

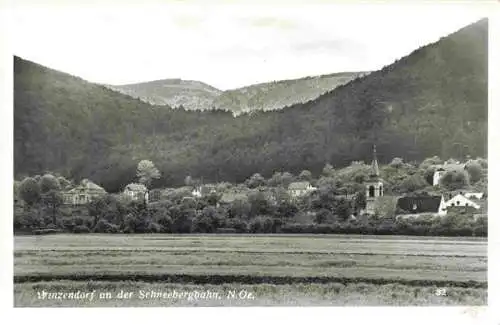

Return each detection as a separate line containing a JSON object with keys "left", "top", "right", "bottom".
{"left": 14, "top": 19, "right": 487, "bottom": 192}
{"left": 106, "top": 79, "right": 222, "bottom": 110}
{"left": 106, "top": 72, "right": 367, "bottom": 114}
{"left": 212, "top": 72, "right": 369, "bottom": 115}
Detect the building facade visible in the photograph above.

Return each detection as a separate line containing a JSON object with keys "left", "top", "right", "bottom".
{"left": 123, "top": 183, "right": 148, "bottom": 202}
{"left": 62, "top": 179, "right": 107, "bottom": 206}
{"left": 288, "top": 181, "right": 316, "bottom": 198}
{"left": 444, "top": 194, "right": 480, "bottom": 210}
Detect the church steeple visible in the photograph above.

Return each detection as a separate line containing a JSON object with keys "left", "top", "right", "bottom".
{"left": 364, "top": 144, "right": 384, "bottom": 216}
{"left": 370, "top": 144, "right": 379, "bottom": 177}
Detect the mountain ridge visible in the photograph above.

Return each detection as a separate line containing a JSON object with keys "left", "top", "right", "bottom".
{"left": 106, "top": 71, "right": 369, "bottom": 114}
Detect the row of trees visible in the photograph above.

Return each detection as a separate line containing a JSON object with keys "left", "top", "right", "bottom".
{"left": 14, "top": 156, "right": 487, "bottom": 236}
{"left": 14, "top": 192, "right": 487, "bottom": 237}
{"left": 236, "top": 156, "right": 486, "bottom": 196}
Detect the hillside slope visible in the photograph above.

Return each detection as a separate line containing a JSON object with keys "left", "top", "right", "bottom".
{"left": 14, "top": 19, "right": 487, "bottom": 191}
{"left": 212, "top": 72, "right": 369, "bottom": 115}
{"left": 106, "top": 79, "right": 222, "bottom": 110}
{"left": 107, "top": 72, "right": 367, "bottom": 113}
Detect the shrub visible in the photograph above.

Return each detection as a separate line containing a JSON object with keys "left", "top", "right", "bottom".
{"left": 19, "top": 177, "right": 41, "bottom": 206}
{"left": 314, "top": 209, "right": 335, "bottom": 224}
{"left": 466, "top": 162, "right": 483, "bottom": 184}
{"left": 93, "top": 219, "right": 120, "bottom": 233}
{"left": 298, "top": 170, "right": 312, "bottom": 181}
{"left": 226, "top": 218, "right": 248, "bottom": 233}
{"left": 171, "top": 210, "right": 194, "bottom": 233}
{"left": 216, "top": 228, "right": 237, "bottom": 233}
{"left": 399, "top": 174, "right": 428, "bottom": 193}
{"left": 147, "top": 222, "right": 162, "bottom": 233}
{"left": 32, "top": 228, "right": 60, "bottom": 235}
{"left": 191, "top": 215, "right": 217, "bottom": 233}
{"left": 389, "top": 157, "right": 404, "bottom": 168}
{"left": 73, "top": 225, "right": 90, "bottom": 233}
{"left": 39, "top": 174, "right": 61, "bottom": 193}
{"left": 249, "top": 216, "right": 275, "bottom": 233}
{"left": 156, "top": 215, "right": 173, "bottom": 233}
{"left": 440, "top": 169, "right": 470, "bottom": 190}
{"left": 246, "top": 173, "right": 266, "bottom": 189}
{"left": 73, "top": 216, "right": 85, "bottom": 226}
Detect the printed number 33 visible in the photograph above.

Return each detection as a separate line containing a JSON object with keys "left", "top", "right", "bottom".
{"left": 435, "top": 288, "right": 447, "bottom": 296}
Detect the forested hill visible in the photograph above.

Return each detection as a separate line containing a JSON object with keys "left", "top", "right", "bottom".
{"left": 14, "top": 18, "right": 487, "bottom": 192}
{"left": 212, "top": 72, "right": 369, "bottom": 115}
{"left": 106, "top": 79, "right": 222, "bottom": 111}
{"left": 106, "top": 72, "right": 367, "bottom": 114}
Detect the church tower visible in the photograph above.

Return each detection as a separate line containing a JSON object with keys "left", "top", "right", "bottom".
{"left": 365, "top": 145, "right": 384, "bottom": 215}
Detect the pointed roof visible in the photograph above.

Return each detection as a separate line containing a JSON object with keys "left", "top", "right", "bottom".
{"left": 370, "top": 144, "right": 380, "bottom": 178}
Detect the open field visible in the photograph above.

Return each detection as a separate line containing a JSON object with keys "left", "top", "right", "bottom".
{"left": 14, "top": 234, "right": 487, "bottom": 306}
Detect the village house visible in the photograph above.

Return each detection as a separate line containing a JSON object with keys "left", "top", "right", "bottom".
{"left": 444, "top": 194, "right": 481, "bottom": 210}
{"left": 148, "top": 189, "right": 162, "bottom": 203}
{"left": 288, "top": 181, "right": 316, "bottom": 198}
{"left": 192, "top": 185, "right": 217, "bottom": 198}
{"left": 395, "top": 195, "right": 447, "bottom": 219}
{"left": 123, "top": 183, "right": 148, "bottom": 202}
{"left": 62, "top": 179, "right": 106, "bottom": 205}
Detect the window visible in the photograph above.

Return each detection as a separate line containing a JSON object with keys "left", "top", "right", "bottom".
{"left": 456, "top": 201, "right": 459, "bottom": 205}
{"left": 465, "top": 203, "right": 468, "bottom": 207}
{"left": 369, "top": 186, "right": 375, "bottom": 197}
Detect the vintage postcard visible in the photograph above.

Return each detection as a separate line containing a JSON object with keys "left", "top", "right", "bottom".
{"left": 5, "top": 0, "right": 496, "bottom": 317}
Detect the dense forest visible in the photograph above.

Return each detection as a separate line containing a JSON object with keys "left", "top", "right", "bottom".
{"left": 14, "top": 19, "right": 488, "bottom": 193}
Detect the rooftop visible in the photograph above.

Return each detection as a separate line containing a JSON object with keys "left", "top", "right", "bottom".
{"left": 125, "top": 183, "right": 147, "bottom": 192}
{"left": 397, "top": 195, "right": 443, "bottom": 214}
{"left": 288, "top": 182, "right": 312, "bottom": 190}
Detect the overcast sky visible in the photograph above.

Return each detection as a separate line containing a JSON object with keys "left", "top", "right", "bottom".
{"left": 12, "top": 3, "right": 488, "bottom": 90}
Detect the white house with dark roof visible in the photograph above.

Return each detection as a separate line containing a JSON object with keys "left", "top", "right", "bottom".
{"left": 444, "top": 194, "right": 481, "bottom": 210}
{"left": 123, "top": 183, "right": 148, "bottom": 202}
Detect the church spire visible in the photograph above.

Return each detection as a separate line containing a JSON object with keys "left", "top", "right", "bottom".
{"left": 370, "top": 144, "right": 379, "bottom": 177}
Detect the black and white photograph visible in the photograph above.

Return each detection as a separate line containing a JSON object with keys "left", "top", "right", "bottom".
{"left": 5, "top": 0, "right": 494, "bottom": 311}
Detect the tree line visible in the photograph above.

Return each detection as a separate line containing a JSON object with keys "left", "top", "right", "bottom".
{"left": 14, "top": 156, "right": 487, "bottom": 237}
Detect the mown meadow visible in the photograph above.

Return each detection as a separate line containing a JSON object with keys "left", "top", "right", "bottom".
{"left": 14, "top": 234, "right": 487, "bottom": 307}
